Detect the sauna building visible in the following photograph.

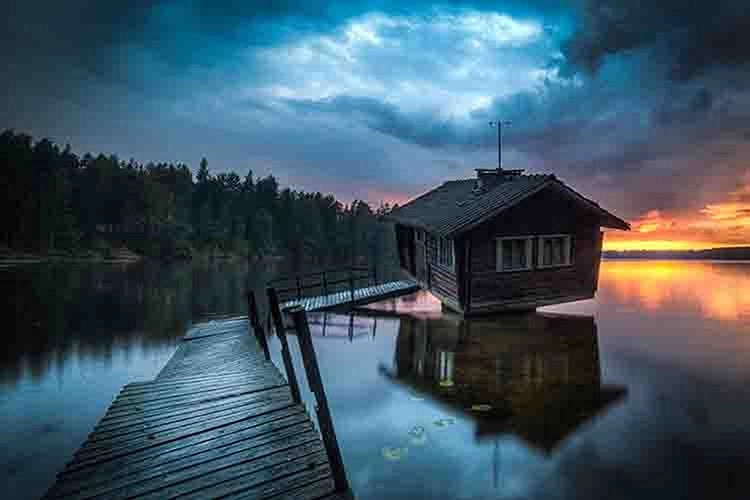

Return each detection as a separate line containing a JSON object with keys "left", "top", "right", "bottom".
{"left": 388, "top": 168, "right": 630, "bottom": 314}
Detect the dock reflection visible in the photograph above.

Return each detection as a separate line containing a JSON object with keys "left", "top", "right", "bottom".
{"left": 381, "top": 312, "right": 626, "bottom": 452}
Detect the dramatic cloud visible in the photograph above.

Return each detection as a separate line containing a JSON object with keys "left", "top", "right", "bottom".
{"left": 2, "top": 0, "right": 750, "bottom": 247}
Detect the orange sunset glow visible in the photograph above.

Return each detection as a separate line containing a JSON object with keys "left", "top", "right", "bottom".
{"left": 603, "top": 182, "right": 750, "bottom": 251}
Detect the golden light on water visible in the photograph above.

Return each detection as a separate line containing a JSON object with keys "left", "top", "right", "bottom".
{"left": 601, "top": 261, "right": 750, "bottom": 321}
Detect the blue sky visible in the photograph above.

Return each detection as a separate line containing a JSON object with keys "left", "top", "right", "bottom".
{"left": 3, "top": 0, "right": 750, "bottom": 247}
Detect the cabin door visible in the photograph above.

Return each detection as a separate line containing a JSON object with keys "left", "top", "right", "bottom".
{"left": 414, "top": 229, "right": 427, "bottom": 282}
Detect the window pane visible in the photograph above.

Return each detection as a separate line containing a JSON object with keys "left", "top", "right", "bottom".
{"left": 502, "top": 240, "right": 513, "bottom": 269}
{"left": 553, "top": 238, "right": 563, "bottom": 264}
{"left": 539, "top": 236, "right": 571, "bottom": 266}
{"left": 543, "top": 239, "right": 552, "bottom": 266}
{"left": 516, "top": 240, "right": 526, "bottom": 267}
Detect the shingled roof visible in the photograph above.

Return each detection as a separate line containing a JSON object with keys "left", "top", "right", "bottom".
{"left": 387, "top": 173, "right": 630, "bottom": 237}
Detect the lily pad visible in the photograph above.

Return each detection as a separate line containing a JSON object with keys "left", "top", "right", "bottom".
{"left": 470, "top": 404, "right": 493, "bottom": 412}
{"left": 408, "top": 426, "right": 427, "bottom": 446}
{"left": 433, "top": 417, "right": 456, "bottom": 427}
{"left": 409, "top": 425, "right": 426, "bottom": 437}
{"left": 382, "top": 446, "right": 408, "bottom": 461}
{"left": 408, "top": 392, "right": 424, "bottom": 401}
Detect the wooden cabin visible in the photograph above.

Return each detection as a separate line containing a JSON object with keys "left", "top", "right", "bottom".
{"left": 387, "top": 168, "right": 630, "bottom": 314}
{"left": 380, "top": 313, "right": 626, "bottom": 451}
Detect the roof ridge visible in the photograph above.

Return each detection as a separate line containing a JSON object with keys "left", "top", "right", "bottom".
{"left": 387, "top": 171, "right": 628, "bottom": 235}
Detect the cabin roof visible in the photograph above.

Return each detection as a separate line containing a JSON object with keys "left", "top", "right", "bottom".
{"left": 387, "top": 173, "right": 630, "bottom": 236}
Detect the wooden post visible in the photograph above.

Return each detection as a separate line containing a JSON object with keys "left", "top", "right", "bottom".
{"left": 464, "top": 239, "right": 472, "bottom": 314}
{"left": 296, "top": 276, "right": 302, "bottom": 300}
{"left": 322, "top": 271, "right": 329, "bottom": 296}
{"left": 371, "top": 263, "right": 378, "bottom": 285}
{"left": 348, "top": 269, "right": 355, "bottom": 303}
{"left": 266, "top": 287, "right": 302, "bottom": 403}
{"left": 348, "top": 314, "right": 354, "bottom": 342}
{"left": 286, "top": 305, "right": 349, "bottom": 493}
{"left": 246, "top": 290, "right": 270, "bottom": 361}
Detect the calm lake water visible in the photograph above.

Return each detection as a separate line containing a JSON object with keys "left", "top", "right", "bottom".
{"left": 2, "top": 260, "right": 750, "bottom": 499}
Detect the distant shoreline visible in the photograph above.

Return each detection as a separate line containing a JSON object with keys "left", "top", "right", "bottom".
{"left": 603, "top": 247, "right": 750, "bottom": 261}
{"left": 0, "top": 249, "right": 143, "bottom": 265}
{"left": 0, "top": 248, "right": 287, "bottom": 266}
{"left": 602, "top": 256, "right": 750, "bottom": 262}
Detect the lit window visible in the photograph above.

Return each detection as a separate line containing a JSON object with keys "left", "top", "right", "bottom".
{"left": 538, "top": 235, "right": 572, "bottom": 267}
{"left": 438, "top": 238, "right": 454, "bottom": 268}
{"left": 496, "top": 237, "right": 533, "bottom": 271}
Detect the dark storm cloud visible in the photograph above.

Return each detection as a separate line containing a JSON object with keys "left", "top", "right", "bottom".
{"left": 287, "top": 96, "right": 471, "bottom": 150}
{"left": 4, "top": 0, "right": 750, "bottom": 224}
{"left": 563, "top": 0, "right": 750, "bottom": 81}
{"left": 272, "top": 0, "right": 750, "bottom": 217}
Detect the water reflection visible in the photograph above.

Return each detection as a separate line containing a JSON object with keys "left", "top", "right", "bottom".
{"left": 0, "top": 260, "right": 259, "bottom": 388}
{"left": 601, "top": 260, "right": 750, "bottom": 321}
{"left": 5, "top": 260, "right": 750, "bottom": 499}
{"left": 381, "top": 313, "right": 626, "bottom": 452}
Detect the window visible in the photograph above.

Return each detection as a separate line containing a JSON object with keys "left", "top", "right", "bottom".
{"left": 496, "top": 237, "right": 533, "bottom": 271}
{"left": 415, "top": 229, "right": 422, "bottom": 241}
{"left": 438, "top": 238, "right": 454, "bottom": 268}
{"left": 538, "top": 235, "right": 572, "bottom": 267}
{"left": 437, "top": 350, "right": 455, "bottom": 387}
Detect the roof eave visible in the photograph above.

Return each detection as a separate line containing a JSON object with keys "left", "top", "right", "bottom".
{"left": 384, "top": 214, "right": 437, "bottom": 232}
{"left": 601, "top": 216, "right": 631, "bottom": 231}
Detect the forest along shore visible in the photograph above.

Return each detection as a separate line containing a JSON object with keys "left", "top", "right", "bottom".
{"left": 1, "top": 129, "right": 397, "bottom": 266}
{"left": 0, "top": 247, "right": 143, "bottom": 264}
{"left": 0, "top": 246, "right": 275, "bottom": 264}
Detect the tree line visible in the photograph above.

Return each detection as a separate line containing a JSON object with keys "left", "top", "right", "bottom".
{"left": 0, "top": 129, "right": 397, "bottom": 268}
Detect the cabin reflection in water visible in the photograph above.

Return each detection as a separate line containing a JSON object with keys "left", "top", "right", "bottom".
{"left": 381, "top": 313, "right": 626, "bottom": 451}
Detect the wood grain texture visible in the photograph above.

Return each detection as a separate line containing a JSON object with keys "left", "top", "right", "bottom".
{"left": 465, "top": 185, "right": 603, "bottom": 311}
{"left": 43, "top": 315, "right": 347, "bottom": 500}
{"left": 281, "top": 279, "right": 419, "bottom": 313}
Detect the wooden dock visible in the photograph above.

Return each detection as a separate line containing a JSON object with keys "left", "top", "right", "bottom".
{"left": 43, "top": 266, "right": 419, "bottom": 500}
{"left": 280, "top": 280, "right": 419, "bottom": 312}
{"left": 43, "top": 314, "right": 350, "bottom": 500}
{"left": 268, "top": 265, "right": 419, "bottom": 314}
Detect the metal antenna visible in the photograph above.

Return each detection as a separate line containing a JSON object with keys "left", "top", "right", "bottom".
{"left": 489, "top": 121, "right": 511, "bottom": 171}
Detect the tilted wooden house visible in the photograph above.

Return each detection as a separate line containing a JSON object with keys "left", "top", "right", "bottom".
{"left": 387, "top": 168, "right": 630, "bottom": 314}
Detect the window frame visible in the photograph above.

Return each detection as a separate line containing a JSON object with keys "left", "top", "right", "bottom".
{"left": 437, "top": 237, "right": 454, "bottom": 269}
{"left": 537, "top": 234, "right": 573, "bottom": 268}
{"left": 495, "top": 236, "right": 534, "bottom": 272}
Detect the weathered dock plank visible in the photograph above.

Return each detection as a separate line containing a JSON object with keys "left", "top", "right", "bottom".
{"left": 43, "top": 314, "right": 345, "bottom": 500}
{"left": 280, "top": 279, "right": 419, "bottom": 312}
{"left": 48, "top": 423, "right": 316, "bottom": 499}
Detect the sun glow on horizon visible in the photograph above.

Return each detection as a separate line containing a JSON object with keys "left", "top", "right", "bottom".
{"left": 602, "top": 239, "right": 745, "bottom": 252}
{"left": 603, "top": 183, "right": 750, "bottom": 251}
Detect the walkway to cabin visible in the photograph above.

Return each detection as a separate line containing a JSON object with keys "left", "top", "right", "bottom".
{"left": 281, "top": 280, "right": 419, "bottom": 312}
{"left": 43, "top": 316, "right": 349, "bottom": 500}
{"left": 43, "top": 265, "right": 419, "bottom": 500}
{"left": 269, "top": 266, "right": 420, "bottom": 313}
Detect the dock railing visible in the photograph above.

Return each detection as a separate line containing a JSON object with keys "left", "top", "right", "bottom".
{"left": 268, "top": 264, "right": 378, "bottom": 304}
{"left": 284, "top": 305, "right": 350, "bottom": 493}
{"left": 247, "top": 285, "right": 350, "bottom": 493}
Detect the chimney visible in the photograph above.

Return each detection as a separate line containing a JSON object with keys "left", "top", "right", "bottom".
{"left": 473, "top": 167, "right": 524, "bottom": 193}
